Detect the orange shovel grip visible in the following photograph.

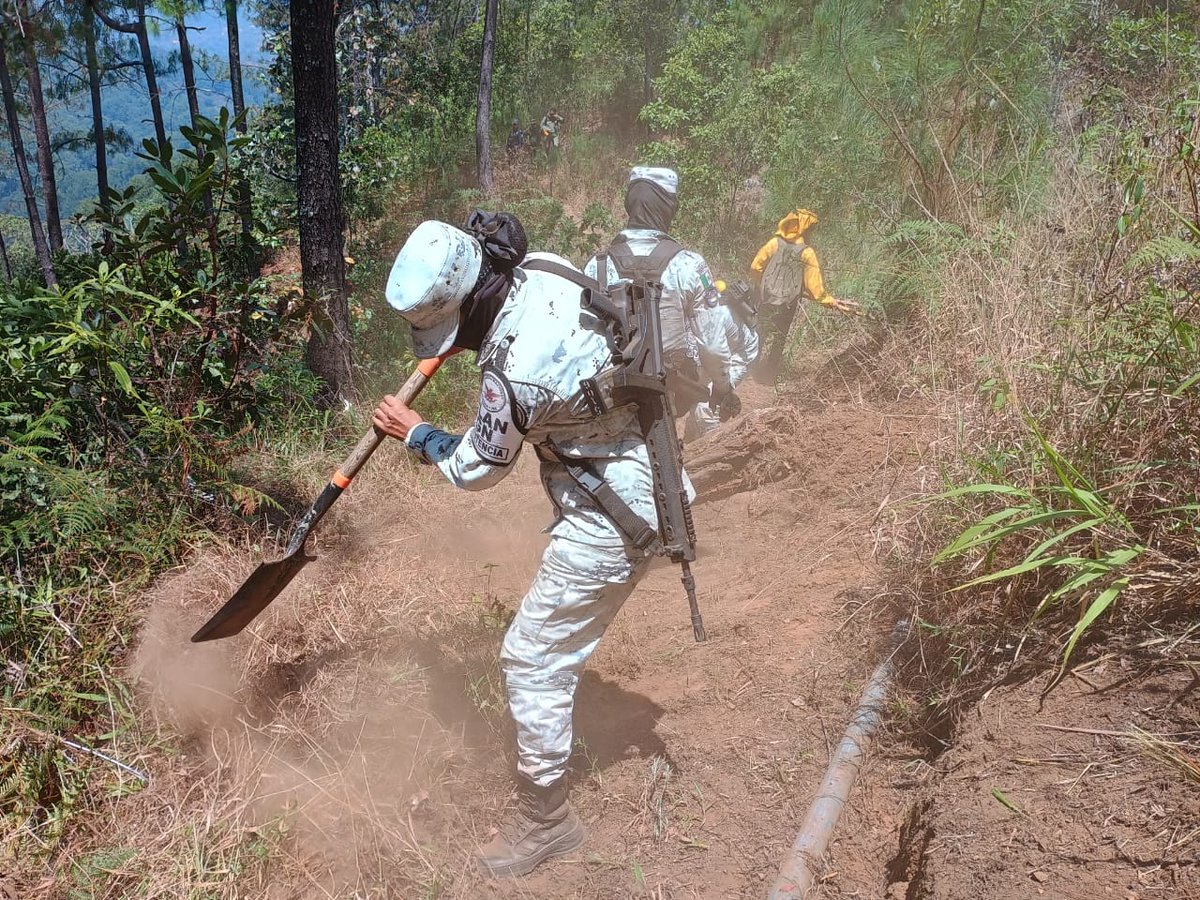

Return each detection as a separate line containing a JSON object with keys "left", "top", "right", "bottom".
{"left": 417, "top": 347, "right": 462, "bottom": 378}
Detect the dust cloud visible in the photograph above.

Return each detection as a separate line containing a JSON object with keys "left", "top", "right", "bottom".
{"left": 128, "top": 458, "right": 553, "bottom": 890}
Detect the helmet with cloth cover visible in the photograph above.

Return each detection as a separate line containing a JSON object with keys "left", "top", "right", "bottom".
{"left": 385, "top": 213, "right": 528, "bottom": 358}
{"left": 384, "top": 221, "right": 482, "bottom": 359}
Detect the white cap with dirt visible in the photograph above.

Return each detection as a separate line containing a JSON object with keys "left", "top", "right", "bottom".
{"left": 629, "top": 166, "right": 679, "bottom": 195}
{"left": 384, "top": 220, "right": 482, "bottom": 358}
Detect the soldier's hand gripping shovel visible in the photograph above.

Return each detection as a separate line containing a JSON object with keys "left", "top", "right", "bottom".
{"left": 190, "top": 350, "right": 460, "bottom": 642}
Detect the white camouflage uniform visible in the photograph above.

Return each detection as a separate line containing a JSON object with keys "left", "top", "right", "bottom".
{"left": 688, "top": 294, "right": 760, "bottom": 435}
{"left": 403, "top": 254, "right": 656, "bottom": 787}
{"left": 584, "top": 228, "right": 735, "bottom": 405}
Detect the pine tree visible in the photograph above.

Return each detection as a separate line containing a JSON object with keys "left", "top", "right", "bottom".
{"left": 93, "top": 0, "right": 166, "bottom": 151}
{"left": 290, "top": 0, "right": 354, "bottom": 404}
{"left": 14, "top": 0, "right": 62, "bottom": 252}
{"left": 476, "top": 0, "right": 498, "bottom": 195}
{"left": 0, "top": 27, "right": 55, "bottom": 286}
{"left": 225, "top": 0, "right": 254, "bottom": 246}
{"left": 82, "top": 1, "right": 111, "bottom": 249}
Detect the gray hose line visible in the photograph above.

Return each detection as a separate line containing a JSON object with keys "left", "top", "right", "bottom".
{"left": 768, "top": 619, "right": 911, "bottom": 899}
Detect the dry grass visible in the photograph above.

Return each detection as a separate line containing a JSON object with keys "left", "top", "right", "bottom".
{"left": 884, "top": 111, "right": 1200, "bottom": 739}
{"left": 5, "top": 445, "right": 550, "bottom": 899}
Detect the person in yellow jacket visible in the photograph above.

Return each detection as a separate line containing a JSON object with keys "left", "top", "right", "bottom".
{"left": 749, "top": 208, "right": 857, "bottom": 382}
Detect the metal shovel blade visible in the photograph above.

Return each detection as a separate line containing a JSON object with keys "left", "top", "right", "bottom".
{"left": 187, "top": 353, "right": 457, "bottom": 644}
{"left": 189, "top": 546, "right": 315, "bottom": 642}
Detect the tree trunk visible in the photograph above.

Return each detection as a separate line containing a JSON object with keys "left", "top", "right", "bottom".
{"left": 135, "top": 1, "right": 166, "bottom": 149}
{"left": 225, "top": 0, "right": 254, "bottom": 245}
{"left": 0, "top": 227, "right": 11, "bottom": 282}
{"left": 0, "top": 32, "right": 55, "bottom": 287}
{"left": 83, "top": 1, "right": 111, "bottom": 250}
{"left": 176, "top": 14, "right": 201, "bottom": 126}
{"left": 93, "top": 0, "right": 166, "bottom": 150}
{"left": 475, "top": 0, "right": 498, "bottom": 196}
{"left": 643, "top": 37, "right": 653, "bottom": 108}
{"left": 290, "top": 0, "right": 354, "bottom": 405}
{"left": 18, "top": 0, "right": 63, "bottom": 252}
{"left": 176, "top": 11, "right": 216, "bottom": 227}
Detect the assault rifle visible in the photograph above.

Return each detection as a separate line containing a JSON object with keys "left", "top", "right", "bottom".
{"left": 578, "top": 279, "right": 707, "bottom": 643}
{"left": 520, "top": 257, "right": 707, "bottom": 642}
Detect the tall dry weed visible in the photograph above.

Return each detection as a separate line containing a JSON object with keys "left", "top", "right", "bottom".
{"left": 891, "top": 106, "right": 1200, "bottom": 732}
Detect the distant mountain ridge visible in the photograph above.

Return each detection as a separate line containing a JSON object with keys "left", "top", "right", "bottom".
{"left": 0, "top": 6, "right": 270, "bottom": 221}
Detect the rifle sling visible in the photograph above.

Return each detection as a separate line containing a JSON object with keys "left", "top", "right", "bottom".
{"left": 520, "top": 257, "right": 604, "bottom": 294}
{"left": 538, "top": 443, "right": 661, "bottom": 554}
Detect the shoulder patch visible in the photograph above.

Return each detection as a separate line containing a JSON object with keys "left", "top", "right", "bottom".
{"left": 697, "top": 262, "right": 720, "bottom": 305}
{"left": 469, "top": 367, "right": 526, "bottom": 466}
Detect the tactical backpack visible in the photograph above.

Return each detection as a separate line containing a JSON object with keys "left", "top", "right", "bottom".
{"left": 761, "top": 239, "right": 810, "bottom": 303}
{"left": 519, "top": 254, "right": 709, "bottom": 642}
{"left": 588, "top": 236, "right": 707, "bottom": 410}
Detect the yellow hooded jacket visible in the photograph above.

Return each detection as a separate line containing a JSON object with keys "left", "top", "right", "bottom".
{"left": 750, "top": 209, "right": 835, "bottom": 305}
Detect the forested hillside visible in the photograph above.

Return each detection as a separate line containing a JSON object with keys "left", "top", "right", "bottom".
{"left": 0, "top": 5, "right": 266, "bottom": 229}
{"left": 2, "top": 1, "right": 1198, "bottom": 897}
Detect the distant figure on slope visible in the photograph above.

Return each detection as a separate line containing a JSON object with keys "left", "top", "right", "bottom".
{"left": 539, "top": 108, "right": 564, "bottom": 154}
{"left": 505, "top": 118, "right": 527, "bottom": 157}
{"left": 749, "top": 208, "right": 858, "bottom": 383}
{"left": 584, "top": 166, "right": 739, "bottom": 426}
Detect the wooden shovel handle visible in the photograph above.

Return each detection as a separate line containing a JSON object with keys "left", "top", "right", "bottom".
{"left": 334, "top": 349, "right": 460, "bottom": 486}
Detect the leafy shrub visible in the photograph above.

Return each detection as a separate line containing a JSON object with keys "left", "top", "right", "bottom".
{"left": 1, "top": 112, "right": 319, "bottom": 853}
{"left": 1098, "top": 10, "right": 1200, "bottom": 78}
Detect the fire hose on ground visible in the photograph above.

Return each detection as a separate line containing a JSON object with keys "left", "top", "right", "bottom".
{"left": 768, "top": 619, "right": 911, "bottom": 899}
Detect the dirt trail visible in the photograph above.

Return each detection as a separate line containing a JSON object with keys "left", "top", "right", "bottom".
{"left": 500, "top": 382, "right": 928, "bottom": 899}
{"left": 85, "top": 342, "right": 935, "bottom": 900}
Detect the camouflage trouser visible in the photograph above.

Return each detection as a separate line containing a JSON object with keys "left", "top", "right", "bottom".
{"left": 690, "top": 320, "right": 759, "bottom": 436}
{"left": 732, "top": 321, "right": 761, "bottom": 384}
{"left": 500, "top": 536, "right": 650, "bottom": 787}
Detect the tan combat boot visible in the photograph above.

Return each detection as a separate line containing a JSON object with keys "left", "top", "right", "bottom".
{"left": 475, "top": 777, "right": 585, "bottom": 878}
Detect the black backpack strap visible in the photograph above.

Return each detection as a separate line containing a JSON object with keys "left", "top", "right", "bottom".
{"left": 643, "top": 238, "right": 683, "bottom": 280}
{"left": 521, "top": 257, "right": 604, "bottom": 294}
{"left": 606, "top": 241, "right": 639, "bottom": 278}
{"left": 606, "top": 235, "right": 683, "bottom": 283}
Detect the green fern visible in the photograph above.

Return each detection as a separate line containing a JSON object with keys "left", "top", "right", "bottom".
{"left": 1127, "top": 234, "right": 1200, "bottom": 270}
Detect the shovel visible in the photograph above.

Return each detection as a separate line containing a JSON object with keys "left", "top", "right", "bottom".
{"left": 190, "top": 350, "right": 460, "bottom": 642}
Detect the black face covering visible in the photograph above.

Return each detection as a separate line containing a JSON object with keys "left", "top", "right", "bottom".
{"left": 455, "top": 210, "right": 529, "bottom": 351}
{"left": 625, "top": 178, "right": 678, "bottom": 232}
